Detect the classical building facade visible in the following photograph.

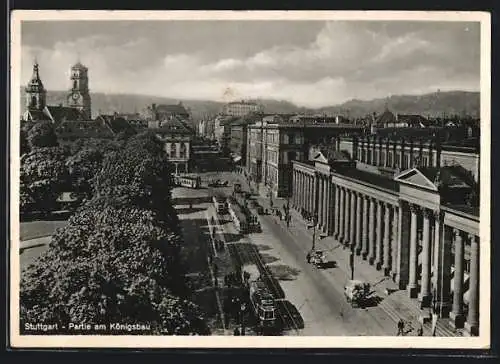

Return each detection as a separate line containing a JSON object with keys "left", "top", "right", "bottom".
{"left": 339, "top": 135, "right": 480, "bottom": 182}
{"left": 247, "top": 115, "right": 363, "bottom": 197}
{"left": 292, "top": 151, "right": 480, "bottom": 336}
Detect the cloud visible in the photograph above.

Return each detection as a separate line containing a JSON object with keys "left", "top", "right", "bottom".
{"left": 20, "top": 21, "right": 480, "bottom": 108}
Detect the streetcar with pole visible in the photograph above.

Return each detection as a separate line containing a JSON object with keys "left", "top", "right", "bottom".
{"left": 240, "top": 263, "right": 277, "bottom": 333}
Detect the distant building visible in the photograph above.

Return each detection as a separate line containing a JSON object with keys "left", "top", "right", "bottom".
{"left": 246, "top": 114, "right": 364, "bottom": 197}
{"left": 147, "top": 116, "right": 194, "bottom": 175}
{"left": 222, "top": 100, "right": 263, "bottom": 117}
{"left": 228, "top": 113, "right": 263, "bottom": 169}
{"left": 23, "top": 61, "right": 92, "bottom": 123}
{"left": 146, "top": 102, "right": 190, "bottom": 121}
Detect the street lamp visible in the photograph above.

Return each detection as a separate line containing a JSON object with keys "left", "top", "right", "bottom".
{"left": 349, "top": 242, "right": 355, "bottom": 280}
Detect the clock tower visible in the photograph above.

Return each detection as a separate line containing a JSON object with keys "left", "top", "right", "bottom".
{"left": 67, "top": 62, "right": 92, "bottom": 119}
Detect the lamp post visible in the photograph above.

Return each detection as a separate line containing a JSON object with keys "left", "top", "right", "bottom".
{"left": 349, "top": 242, "right": 355, "bottom": 280}
{"left": 311, "top": 213, "right": 318, "bottom": 251}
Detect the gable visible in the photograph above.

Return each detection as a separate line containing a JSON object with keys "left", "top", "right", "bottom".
{"left": 394, "top": 168, "right": 438, "bottom": 191}
{"left": 313, "top": 151, "right": 329, "bottom": 164}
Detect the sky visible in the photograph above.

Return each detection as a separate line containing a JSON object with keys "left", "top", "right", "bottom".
{"left": 20, "top": 20, "right": 481, "bottom": 108}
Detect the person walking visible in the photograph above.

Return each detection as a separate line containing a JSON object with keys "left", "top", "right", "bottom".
{"left": 417, "top": 325, "right": 424, "bottom": 336}
{"left": 306, "top": 251, "right": 312, "bottom": 264}
{"left": 397, "top": 319, "right": 405, "bottom": 336}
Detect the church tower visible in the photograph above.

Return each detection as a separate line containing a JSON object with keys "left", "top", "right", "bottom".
{"left": 67, "top": 62, "right": 92, "bottom": 119}
{"left": 25, "top": 61, "right": 46, "bottom": 111}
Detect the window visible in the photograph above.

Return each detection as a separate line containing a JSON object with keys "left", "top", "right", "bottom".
{"left": 73, "top": 80, "right": 77, "bottom": 89}
{"left": 172, "top": 143, "right": 178, "bottom": 158}
{"left": 179, "top": 143, "right": 187, "bottom": 159}
{"left": 31, "top": 96, "right": 36, "bottom": 107}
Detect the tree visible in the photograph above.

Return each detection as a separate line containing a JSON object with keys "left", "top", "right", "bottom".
{"left": 92, "top": 132, "right": 178, "bottom": 229}
{"left": 27, "top": 121, "right": 58, "bottom": 149}
{"left": 66, "top": 147, "right": 104, "bottom": 201}
{"left": 21, "top": 203, "right": 208, "bottom": 335}
{"left": 20, "top": 147, "right": 68, "bottom": 215}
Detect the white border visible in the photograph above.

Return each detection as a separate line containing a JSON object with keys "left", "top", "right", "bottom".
{"left": 10, "top": 10, "right": 491, "bottom": 349}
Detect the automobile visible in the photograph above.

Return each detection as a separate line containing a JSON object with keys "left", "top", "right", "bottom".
{"left": 310, "top": 250, "right": 327, "bottom": 268}
{"left": 344, "top": 280, "right": 371, "bottom": 308}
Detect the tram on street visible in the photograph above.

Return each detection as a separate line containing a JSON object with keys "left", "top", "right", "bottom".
{"left": 175, "top": 175, "right": 202, "bottom": 189}
{"left": 213, "top": 193, "right": 228, "bottom": 214}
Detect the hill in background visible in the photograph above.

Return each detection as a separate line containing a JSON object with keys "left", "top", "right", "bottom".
{"left": 20, "top": 89, "right": 479, "bottom": 120}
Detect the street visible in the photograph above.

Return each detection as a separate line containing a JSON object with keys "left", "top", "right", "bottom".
{"left": 173, "top": 172, "right": 403, "bottom": 336}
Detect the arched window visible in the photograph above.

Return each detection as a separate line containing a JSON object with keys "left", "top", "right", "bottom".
{"left": 179, "top": 143, "right": 187, "bottom": 159}
{"left": 73, "top": 80, "right": 77, "bottom": 89}
{"left": 31, "top": 96, "right": 37, "bottom": 108}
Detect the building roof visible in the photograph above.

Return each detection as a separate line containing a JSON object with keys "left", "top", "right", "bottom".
{"left": 45, "top": 105, "right": 86, "bottom": 123}
{"left": 26, "top": 62, "right": 45, "bottom": 93}
{"left": 375, "top": 109, "right": 397, "bottom": 125}
{"left": 71, "top": 62, "right": 88, "bottom": 70}
{"left": 55, "top": 120, "right": 114, "bottom": 139}
{"left": 337, "top": 168, "right": 399, "bottom": 192}
{"left": 23, "top": 109, "right": 51, "bottom": 122}
{"left": 397, "top": 114, "right": 430, "bottom": 127}
{"left": 150, "top": 116, "right": 193, "bottom": 135}
{"left": 96, "top": 114, "right": 135, "bottom": 135}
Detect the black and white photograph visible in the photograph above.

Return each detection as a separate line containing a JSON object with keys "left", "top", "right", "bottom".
{"left": 10, "top": 11, "right": 491, "bottom": 348}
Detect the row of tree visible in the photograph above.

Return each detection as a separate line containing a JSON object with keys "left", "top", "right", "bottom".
{"left": 20, "top": 124, "right": 209, "bottom": 335}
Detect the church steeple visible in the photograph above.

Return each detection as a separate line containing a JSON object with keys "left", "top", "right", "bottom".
{"left": 67, "top": 60, "right": 92, "bottom": 119}
{"left": 25, "top": 60, "right": 46, "bottom": 111}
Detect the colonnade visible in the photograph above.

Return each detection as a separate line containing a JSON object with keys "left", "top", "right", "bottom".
{"left": 291, "top": 163, "right": 480, "bottom": 336}
{"left": 356, "top": 136, "right": 441, "bottom": 170}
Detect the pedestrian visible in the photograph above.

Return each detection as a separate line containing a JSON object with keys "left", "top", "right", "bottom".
{"left": 397, "top": 319, "right": 405, "bottom": 336}
{"left": 417, "top": 325, "right": 423, "bottom": 336}
{"left": 306, "top": 251, "right": 312, "bottom": 264}
{"left": 233, "top": 328, "right": 240, "bottom": 336}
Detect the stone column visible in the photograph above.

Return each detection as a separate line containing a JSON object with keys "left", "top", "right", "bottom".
{"left": 396, "top": 201, "right": 411, "bottom": 289}
{"left": 391, "top": 206, "right": 399, "bottom": 280}
{"left": 465, "top": 234, "right": 479, "bottom": 336}
{"left": 309, "top": 175, "right": 314, "bottom": 214}
{"left": 375, "top": 201, "right": 383, "bottom": 270}
{"left": 343, "top": 189, "right": 351, "bottom": 246}
{"left": 362, "top": 195, "right": 369, "bottom": 259}
{"left": 326, "top": 180, "right": 332, "bottom": 235}
{"left": 300, "top": 173, "right": 305, "bottom": 211}
{"left": 355, "top": 192, "right": 363, "bottom": 255}
{"left": 450, "top": 229, "right": 465, "bottom": 328}
{"left": 323, "top": 176, "right": 328, "bottom": 231}
{"left": 378, "top": 138, "right": 383, "bottom": 166}
{"left": 392, "top": 142, "right": 397, "bottom": 169}
{"left": 407, "top": 204, "right": 419, "bottom": 298}
{"left": 338, "top": 187, "right": 345, "bottom": 243}
{"left": 399, "top": 139, "right": 406, "bottom": 170}
{"left": 334, "top": 185, "right": 340, "bottom": 239}
{"left": 383, "top": 203, "right": 391, "bottom": 276}
{"left": 419, "top": 209, "right": 432, "bottom": 307}
{"left": 350, "top": 191, "right": 357, "bottom": 248}
{"left": 319, "top": 176, "right": 324, "bottom": 230}
{"left": 368, "top": 198, "right": 376, "bottom": 265}
{"left": 385, "top": 139, "right": 390, "bottom": 167}
{"left": 434, "top": 219, "right": 452, "bottom": 318}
